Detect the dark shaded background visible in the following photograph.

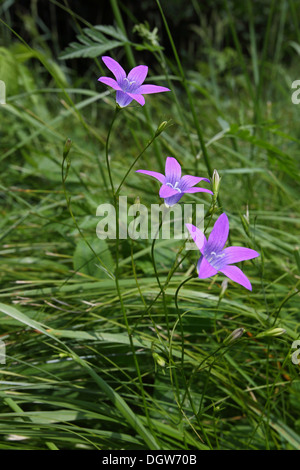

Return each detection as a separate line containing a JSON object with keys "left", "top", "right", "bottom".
{"left": 3, "top": 0, "right": 300, "bottom": 68}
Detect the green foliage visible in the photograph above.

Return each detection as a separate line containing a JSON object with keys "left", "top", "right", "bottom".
{"left": 73, "top": 239, "right": 114, "bottom": 278}
{"left": 59, "top": 26, "right": 130, "bottom": 59}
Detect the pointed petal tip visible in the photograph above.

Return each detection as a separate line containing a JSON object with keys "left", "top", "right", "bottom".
{"left": 220, "top": 212, "right": 229, "bottom": 222}
{"left": 165, "top": 157, "right": 181, "bottom": 182}
{"left": 127, "top": 92, "right": 145, "bottom": 106}
{"left": 220, "top": 265, "right": 252, "bottom": 291}
{"left": 223, "top": 246, "right": 260, "bottom": 264}
{"left": 197, "top": 256, "right": 218, "bottom": 279}
{"left": 207, "top": 212, "right": 230, "bottom": 251}
{"left": 135, "top": 169, "right": 165, "bottom": 183}
{"left": 128, "top": 65, "right": 149, "bottom": 86}
{"left": 138, "top": 84, "right": 171, "bottom": 94}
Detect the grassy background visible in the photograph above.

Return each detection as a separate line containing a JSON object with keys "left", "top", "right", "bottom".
{"left": 0, "top": 0, "right": 300, "bottom": 450}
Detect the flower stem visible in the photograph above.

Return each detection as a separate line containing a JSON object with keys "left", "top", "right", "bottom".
{"left": 115, "top": 132, "right": 160, "bottom": 196}
{"left": 151, "top": 210, "right": 171, "bottom": 341}
{"left": 106, "top": 106, "right": 121, "bottom": 197}
{"left": 105, "top": 107, "right": 160, "bottom": 448}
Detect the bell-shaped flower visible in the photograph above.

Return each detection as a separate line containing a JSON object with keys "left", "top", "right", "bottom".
{"left": 98, "top": 56, "right": 170, "bottom": 107}
{"left": 186, "top": 213, "right": 260, "bottom": 290}
{"left": 136, "top": 156, "right": 212, "bottom": 207}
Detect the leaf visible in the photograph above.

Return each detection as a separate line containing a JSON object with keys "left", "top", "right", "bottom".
{"left": 59, "top": 26, "right": 129, "bottom": 60}
{"left": 92, "top": 25, "right": 128, "bottom": 42}
{"left": 0, "top": 303, "right": 160, "bottom": 450}
{"left": 60, "top": 40, "right": 123, "bottom": 60}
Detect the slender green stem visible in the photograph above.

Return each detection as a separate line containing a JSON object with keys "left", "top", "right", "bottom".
{"left": 174, "top": 274, "right": 195, "bottom": 368}
{"left": 151, "top": 211, "right": 171, "bottom": 341}
{"left": 104, "top": 107, "right": 160, "bottom": 448}
{"left": 115, "top": 131, "right": 161, "bottom": 196}
{"left": 155, "top": 1, "right": 209, "bottom": 172}
{"left": 61, "top": 140, "right": 114, "bottom": 279}
{"left": 109, "top": 0, "right": 135, "bottom": 67}
{"left": 106, "top": 106, "right": 121, "bottom": 197}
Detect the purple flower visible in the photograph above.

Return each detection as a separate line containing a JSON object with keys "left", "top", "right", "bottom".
{"left": 136, "top": 157, "right": 213, "bottom": 207}
{"left": 98, "top": 56, "right": 170, "bottom": 107}
{"left": 186, "top": 213, "right": 260, "bottom": 290}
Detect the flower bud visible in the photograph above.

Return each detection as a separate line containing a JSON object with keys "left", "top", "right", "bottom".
{"left": 152, "top": 352, "right": 166, "bottom": 368}
{"left": 155, "top": 121, "right": 168, "bottom": 137}
{"left": 62, "top": 138, "right": 72, "bottom": 181}
{"left": 224, "top": 327, "right": 245, "bottom": 344}
{"left": 256, "top": 327, "right": 286, "bottom": 338}
{"left": 240, "top": 206, "right": 251, "bottom": 237}
{"left": 63, "top": 138, "right": 72, "bottom": 159}
{"left": 212, "top": 169, "right": 220, "bottom": 195}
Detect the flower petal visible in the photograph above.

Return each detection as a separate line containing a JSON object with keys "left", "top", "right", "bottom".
{"left": 207, "top": 213, "right": 229, "bottom": 252}
{"left": 223, "top": 246, "right": 260, "bottom": 264}
{"left": 127, "top": 92, "right": 145, "bottom": 106}
{"left": 137, "top": 84, "right": 171, "bottom": 94}
{"left": 219, "top": 265, "right": 252, "bottom": 290}
{"left": 127, "top": 65, "right": 148, "bottom": 86}
{"left": 184, "top": 187, "right": 213, "bottom": 195}
{"left": 102, "top": 56, "right": 126, "bottom": 83}
{"left": 135, "top": 170, "right": 165, "bottom": 184}
{"left": 180, "top": 175, "right": 210, "bottom": 191}
{"left": 159, "top": 184, "right": 180, "bottom": 198}
{"left": 165, "top": 157, "right": 181, "bottom": 185}
{"left": 116, "top": 91, "right": 133, "bottom": 107}
{"left": 185, "top": 224, "right": 207, "bottom": 254}
{"left": 197, "top": 256, "right": 218, "bottom": 279}
{"left": 98, "top": 77, "right": 122, "bottom": 91}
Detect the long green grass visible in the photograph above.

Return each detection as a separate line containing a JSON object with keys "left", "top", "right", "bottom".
{"left": 0, "top": 0, "right": 300, "bottom": 450}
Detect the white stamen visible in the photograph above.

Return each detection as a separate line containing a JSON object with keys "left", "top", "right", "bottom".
{"left": 211, "top": 251, "right": 225, "bottom": 258}
{"left": 165, "top": 181, "right": 181, "bottom": 193}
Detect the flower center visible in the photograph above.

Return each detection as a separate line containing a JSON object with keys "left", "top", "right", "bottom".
{"left": 166, "top": 181, "right": 181, "bottom": 193}
{"left": 206, "top": 250, "right": 225, "bottom": 269}
{"left": 122, "top": 77, "right": 136, "bottom": 92}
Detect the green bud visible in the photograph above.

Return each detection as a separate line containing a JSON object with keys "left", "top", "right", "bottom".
{"left": 63, "top": 138, "right": 72, "bottom": 159}
{"left": 210, "top": 169, "right": 221, "bottom": 205}
{"left": 256, "top": 327, "right": 286, "bottom": 338}
{"left": 153, "top": 352, "right": 166, "bottom": 368}
{"left": 155, "top": 121, "right": 168, "bottom": 137}
{"left": 62, "top": 138, "right": 72, "bottom": 182}
{"left": 212, "top": 169, "right": 220, "bottom": 194}
{"left": 240, "top": 207, "right": 251, "bottom": 237}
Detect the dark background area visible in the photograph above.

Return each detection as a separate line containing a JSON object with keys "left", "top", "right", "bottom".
{"left": 3, "top": 0, "right": 300, "bottom": 68}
